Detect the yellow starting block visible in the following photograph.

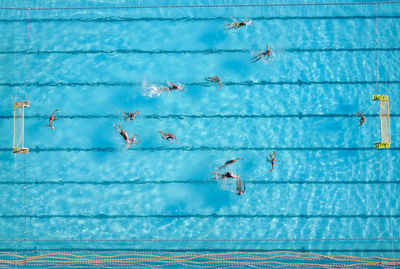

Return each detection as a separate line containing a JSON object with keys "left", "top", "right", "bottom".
{"left": 13, "top": 101, "right": 30, "bottom": 154}
{"left": 372, "top": 95, "right": 390, "bottom": 149}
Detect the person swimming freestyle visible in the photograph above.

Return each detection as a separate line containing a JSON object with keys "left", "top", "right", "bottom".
{"left": 225, "top": 21, "right": 252, "bottom": 30}
{"left": 119, "top": 110, "right": 139, "bottom": 121}
{"left": 113, "top": 123, "right": 141, "bottom": 147}
{"left": 210, "top": 171, "right": 240, "bottom": 180}
{"left": 158, "top": 130, "right": 178, "bottom": 143}
{"left": 353, "top": 112, "right": 366, "bottom": 126}
{"left": 205, "top": 76, "right": 222, "bottom": 90}
{"left": 49, "top": 108, "right": 59, "bottom": 130}
{"left": 251, "top": 44, "right": 271, "bottom": 63}
{"left": 235, "top": 177, "right": 246, "bottom": 196}
{"left": 160, "top": 82, "right": 186, "bottom": 92}
{"left": 211, "top": 171, "right": 245, "bottom": 196}
{"left": 267, "top": 151, "right": 276, "bottom": 173}
{"left": 218, "top": 158, "right": 244, "bottom": 170}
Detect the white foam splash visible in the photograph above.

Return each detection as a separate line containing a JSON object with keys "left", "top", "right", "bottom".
{"left": 141, "top": 80, "right": 161, "bottom": 97}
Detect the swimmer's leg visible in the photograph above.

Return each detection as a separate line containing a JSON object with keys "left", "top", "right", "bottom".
{"left": 119, "top": 111, "right": 127, "bottom": 119}
{"left": 210, "top": 172, "right": 221, "bottom": 180}
{"left": 252, "top": 56, "right": 262, "bottom": 62}
{"left": 218, "top": 163, "right": 228, "bottom": 170}
{"left": 158, "top": 130, "right": 166, "bottom": 139}
{"left": 250, "top": 55, "right": 258, "bottom": 62}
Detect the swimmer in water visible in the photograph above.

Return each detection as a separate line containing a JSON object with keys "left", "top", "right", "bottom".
{"left": 225, "top": 21, "right": 251, "bottom": 30}
{"left": 267, "top": 151, "right": 276, "bottom": 173}
{"left": 235, "top": 177, "right": 246, "bottom": 196}
{"left": 218, "top": 158, "right": 244, "bottom": 170}
{"left": 49, "top": 108, "right": 59, "bottom": 130}
{"left": 113, "top": 123, "right": 141, "bottom": 147}
{"left": 353, "top": 112, "right": 366, "bottom": 126}
{"left": 160, "top": 81, "right": 186, "bottom": 92}
{"left": 251, "top": 44, "right": 271, "bottom": 63}
{"left": 205, "top": 76, "right": 222, "bottom": 90}
{"left": 119, "top": 110, "right": 139, "bottom": 121}
{"left": 210, "top": 171, "right": 240, "bottom": 180}
{"left": 158, "top": 130, "right": 178, "bottom": 143}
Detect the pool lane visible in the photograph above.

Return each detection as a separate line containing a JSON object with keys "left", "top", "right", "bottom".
{"left": 0, "top": 84, "right": 398, "bottom": 117}
{"left": 0, "top": 150, "right": 396, "bottom": 185}
{"left": 2, "top": 52, "right": 399, "bottom": 85}
{"left": 0, "top": 17, "right": 399, "bottom": 51}
{"left": 0, "top": 183, "right": 399, "bottom": 244}
{"left": 0, "top": 116, "right": 394, "bottom": 149}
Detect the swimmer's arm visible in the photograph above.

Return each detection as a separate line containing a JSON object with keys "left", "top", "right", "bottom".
{"left": 133, "top": 135, "right": 142, "bottom": 144}
{"left": 113, "top": 123, "right": 120, "bottom": 132}
{"left": 50, "top": 108, "right": 59, "bottom": 118}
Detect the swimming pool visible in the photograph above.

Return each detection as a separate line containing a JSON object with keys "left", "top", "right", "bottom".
{"left": 0, "top": 0, "right": 399, "bottom": 267}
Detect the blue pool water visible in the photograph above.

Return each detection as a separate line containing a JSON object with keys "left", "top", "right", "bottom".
{"left": 0, "top": 0, "right": 399, "bottom": 267}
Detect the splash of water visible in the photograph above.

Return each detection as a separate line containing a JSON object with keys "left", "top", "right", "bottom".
{"left": 141, "top": 80, "right": 161, "bottom": 97}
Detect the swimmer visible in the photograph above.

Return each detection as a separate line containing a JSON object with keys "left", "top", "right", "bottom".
{"left": 353, "top": 112, "right": 366, "bottom": 126}
{"left": 158, "top": 130, "right": 178, "bottom": 143}
{"left": 267, "top": 151, "right": 276, "bottom": 173}
{"left": 160, "top": 81, "right": 186, "bottom": 92}
{"left": 225, "top": 21, "right": 252, "bottom": 30}
{"left": 205, "top": 76, "right": 222, "bottom": 90}
{"left": 218, "top": 158, "right": 244, "bottom": 170}
{"left": 251, "top": 44, "right": 271, "bottom": 63}
{"left": 210, "top": 171, "right": 240, "bottom": 180}
{"left": 113, "top": 123, "right": 141, "bottom": 147}
{"left": 119, "top": 110, "right": 139, "bottom": 121}
{"left": 49, "top": 108, "right": 59, "bottom": 130}
{"left": 235, "top": 177, "right": 246, "bottom": 196}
